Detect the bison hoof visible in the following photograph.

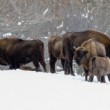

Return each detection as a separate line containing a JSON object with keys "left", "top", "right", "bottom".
{"left": 50, "top": 70, "right": 56, "bottom": 73}
{"left": 70, "top": 73, "right": 75, "bottom": 76}
{"left": 64, "top": 72, "right": 69, "bottom": 75}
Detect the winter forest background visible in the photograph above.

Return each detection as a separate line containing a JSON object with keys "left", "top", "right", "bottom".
{"left": 1, "top": 1, "right": 110, "bottom": 109}
{"left": 1, "top": 0, "right": 110, "bottom": 37}
{"left": 0, "top": 0, "right": 110, "bottom": 70}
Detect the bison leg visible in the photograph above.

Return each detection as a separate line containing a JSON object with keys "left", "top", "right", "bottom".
{"left": 61, "top": 58, "right": 65, "bottom": 70}
{"left": 49, "top": 54, "right": 57, "bottom": 73}
{"left": 39, "top": 46, "right": 47, "bottom": 72}
{"left": 33, "top": 61, "right": 41, "bottom": 72}
{"left": 68, "top": 61, "right": 75, "bottom": 76}
{"left": 63, "top": 37, "right": 74, "bottom": 75}
{"left": 100, "top": 76, "right": 106, "bottom": 83}
{"left": 89, "top": 75, "right": 94, "bottom": 82}
{"left": 66, "top": 53, "right": 74, "bottom": 75}
{"left": 11, "top": 62, "right": 20, "bottom": 69}
{"left": 84, "top": 68, "right": 88, "bottom": 81}
{"left": 8, "top": 57, "right": 20, "bottom": 69}
{"left": 32, "top": 55, "right": 41, "bottom": 72}
{"left": 0, "top": 58, "right": 8, "bottom": 66}
{"left": 39, "top": 58, "right": 47, "bottom": 72}
{"left": 64, "top": 59, "right": 74, "bottom": 75}
{"left": 9, "top": 63, "right": 20, "bottom": 69}
{"left": 107, "top": 74, "right": 110, "bottom": 81}
{"left": 97, "top": 75, "right": 105, "bottom": 83}
{"left": 10, "top": 65, "right": 14, "bottom": 69}
{"left": 64, "top": 60, "right": 69, "bottom": 75}
{"left": 64, "top": 60, "right": 72, "bottom": 75}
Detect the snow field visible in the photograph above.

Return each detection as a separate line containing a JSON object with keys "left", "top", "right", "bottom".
{"left": 0, "top": 70, "right": 110, "bottom": 110}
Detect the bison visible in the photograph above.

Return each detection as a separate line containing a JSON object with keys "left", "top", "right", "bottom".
{"left": 0, "top": 38, "right": 47, "bottom": 72}
{"left": 48, "top": 36, "right": 65, "bottom": 73}
{"left": 0, "top": 38, "right": 23, "bottom": 66}
{"left": 73, "top": 38, "right": 106, "bottom": 82}
{"left": 62, "top": 30, "right": 110, "bottom": 76}
{"left": 89, "top": 56, "right": 110, "bottom": 83}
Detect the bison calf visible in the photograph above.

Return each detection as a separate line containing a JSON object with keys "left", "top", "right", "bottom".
{"left": 73, "top": 38, "right": 106, "bottom": 82}
{"left": 89, "top": 56, "right": 110, "bottom": 83}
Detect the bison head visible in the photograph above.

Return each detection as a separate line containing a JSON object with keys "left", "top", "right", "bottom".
{"left": 73, "top": 47, "right": 88, "bottom": 66}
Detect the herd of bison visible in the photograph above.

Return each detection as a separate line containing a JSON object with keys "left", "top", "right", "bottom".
{"left": 1, "top": 30, "right": 110, "bottom": 83}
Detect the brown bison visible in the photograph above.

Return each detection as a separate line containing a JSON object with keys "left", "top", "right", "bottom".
{"left": 48, "top": 36, "right": 65, "bottom": 73}
{"left": 89, "top": 56, "right": 110, "bottom": 83}
{"left": 73, "top": 38, "right": 106, "bottom": 82}
{"left": 62, "top": 30, "right": 110, "bottom": 76}
{"left": 0, "top": 38, "right": 47, "bottom": 72}
{"left": 6, "top": 39, "right": 47, "bottom": 72}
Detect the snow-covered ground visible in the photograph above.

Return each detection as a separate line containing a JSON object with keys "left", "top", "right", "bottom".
{"left": 0, "top": 69, "right": 110, "bottom": 110}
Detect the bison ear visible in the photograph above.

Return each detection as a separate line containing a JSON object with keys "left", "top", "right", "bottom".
{"left": 84, "top": 50, "right": 88, "bottom": 55}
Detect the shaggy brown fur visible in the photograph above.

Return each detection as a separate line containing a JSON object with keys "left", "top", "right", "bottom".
{"left": 0, "top": 38, "right": 47, "bottom": 72}
{"left": 73, "top": 38, "right": 106, "bottom": 81}
{"left": 48, "top": 36, "right": 65, "bottom": 73}
{"left": 89, "top": 56, "right": 110, "bottom": 83}
{"left": 6, "top": 39, "right": 47, "bottom": 72}
{"left": 62, "top": 30, "right": 110, "bottom": 77}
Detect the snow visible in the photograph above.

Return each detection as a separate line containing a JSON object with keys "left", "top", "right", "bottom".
{"left": 56, "top": 65, "right": 62, "bottom": 70}
{"left": 57, "top": 21, "right": 63, "bottom": 29}
{"left": 43, "top": 9, "right": 49, "bottom": 15}
{"left": 95, "top": 25, "right": 98, "bottom": 28}
{"left": 48, "top": 32, "right": 51, "bottom": 35}
{"left": 81, "top": 0, "right": 84, "bottom": 2}
{"left": 67, "top": 14, "right": 70, "bottom": 18}
{"left": 2, "top": 33, "right": 12, "bottom": 37}
{"left": 0, "top": 69, "right": 110, "bottom": 110}
{"left": 61, "top": 30, "right": 66, "bottom": 35}
{"left": 45, "top": 58, "right": 49, "bottom": 62}
{"left": 44, "top": 36, "right": 48, "bottom": 39}
{"left": 82, "top": 13, "right": 88, "bottom": 18}
{"left": 18, "top": 22, "right": 22, "bottom": 26}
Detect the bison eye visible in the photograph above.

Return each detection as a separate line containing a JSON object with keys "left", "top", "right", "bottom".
{"left": 80, "top": 52, "right": 84, "bottom": 57}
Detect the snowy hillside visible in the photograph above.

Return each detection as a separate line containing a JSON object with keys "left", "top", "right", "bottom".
{"left": 0, "top": 69, "right": 110, "bottom": 110}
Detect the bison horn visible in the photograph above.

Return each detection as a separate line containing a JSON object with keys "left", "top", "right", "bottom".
{"left": 80, "top": 47, "right": 86, "bottom": 51}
